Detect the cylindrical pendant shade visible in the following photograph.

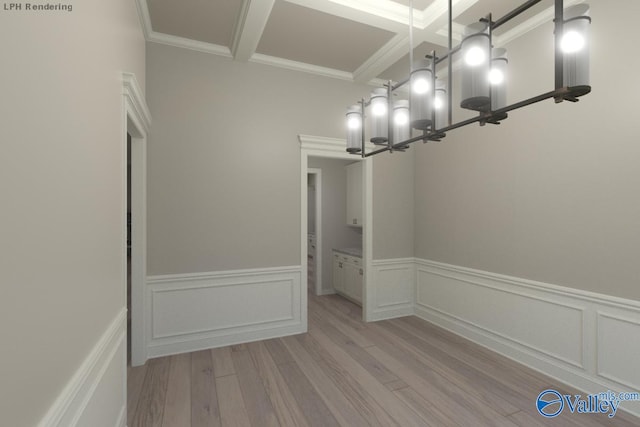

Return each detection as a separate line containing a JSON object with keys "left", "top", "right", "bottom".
{"left": 346, "top": 104, "right": 362, "bottom": 153}
{"left": 434, "top": 81, "right": 447, "bottom": 131}
{"left": 562, "top": 4, "right": 590, "bottom": 96}
{"left": 490, "top": 48, "right": 508, "bottom": 111}
{"left": 410, "top": 58, "right": 433, "bottom": 130}
{"left": 393, "top": 100, "right": 410, "bottom": 145}
{"left": 369, "top": 88, "right": 388, "bottom": 144}
{"left": 461, "top": 22, "right": 490, "bottom": 111}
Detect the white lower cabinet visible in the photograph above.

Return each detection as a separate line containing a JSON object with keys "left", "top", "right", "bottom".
{"left": 332, "top": 250, "right": 363, "bottom": 305}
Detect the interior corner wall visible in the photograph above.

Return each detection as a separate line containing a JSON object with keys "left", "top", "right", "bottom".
{"left": 414, "top": 0, "right": 640, "bottom": 301}
{"left": 145, "top": 43, "right": 375, "bottom": 275}
{"left": 373, "top": 151, "right": 415, "bottom": 260}
{"left": 0, "top": 0, "right": 145, "bottom": 425}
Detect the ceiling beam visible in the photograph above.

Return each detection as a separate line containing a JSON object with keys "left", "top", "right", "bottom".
{"left": 352, "top": 0, "right": 478, "bottom": 83}
{"left": 231, "top": 0, "right": 276, "bottom": 62}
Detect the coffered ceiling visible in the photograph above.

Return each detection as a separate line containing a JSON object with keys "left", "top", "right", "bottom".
{"left": 138, "top": 0, "right": 585, "bottom": 84}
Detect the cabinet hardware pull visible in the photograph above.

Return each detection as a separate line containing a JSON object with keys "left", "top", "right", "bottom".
{"left": 359, "top": 268, "right": 363, "bottom": 275}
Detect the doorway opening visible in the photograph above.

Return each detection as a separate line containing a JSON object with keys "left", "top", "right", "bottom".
{"left": 126, "top": 116, "right": 147, "bottom": 367}
{"left": 123, "top": 72, "right": 151, "bottom": 367}
{"left": 299, "top": 135, "right": 372, "bottom": 322}
{"left": 307, "top": 169, "right": 321, "bottom": 295}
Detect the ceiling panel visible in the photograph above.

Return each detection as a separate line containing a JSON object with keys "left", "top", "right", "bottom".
{"left": 455, "top": 0, "right": 554, "bottom": 35}
{"left": 256, "top": 0, "right": 396, "bottom": 73}
{"left": 148, "top": 0, "right": 243, "bottom": 47}
{"left": 389, "top": 0, "right": 437, "bottom": 9}
{"left": 378, "top": 41, "right": 446, "bottom": 83}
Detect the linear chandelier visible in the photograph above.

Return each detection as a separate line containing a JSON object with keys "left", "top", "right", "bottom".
{"left": 345, "top": 0, "right": 591, "bottom": 157}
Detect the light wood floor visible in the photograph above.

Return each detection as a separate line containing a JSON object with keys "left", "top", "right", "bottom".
{"left": 128, "top": 292, "right": 640, "bottom": 426}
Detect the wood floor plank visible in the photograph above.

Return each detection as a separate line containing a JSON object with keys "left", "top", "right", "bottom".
{"left": 216, "top": 375, "right": 251, "bottom": 427}
{"left": 308, "top": 298, "right": 375, "bottom": 349}
{"left": 294, "top": 332, "right": 400, "bottom": 427}
{"left": 306, "top": 325, "right": 439, "bottom": 427}
{"left": 131, "top": 356, "right": 171, "bottom": 427}
{"left": 394, "top": 316, "right": 551, "bottom": 390}
{"left": 127, "top": 363, "right": 149, "bottom": 427}
{"left": 393, "top": 386, "right": 460, "bottom": 427}
{"left": 263, "top": 338, "right": 295, "bottom": 365}
{"left": 211, "top": 347, "right": 235, "bottom": 378}
{"left": 364, "top": 344, "right": 518, "bottom": 427}
{"left": 280, "top": 334, "right": 372, "bottom": 427}
{"left": 274, "top": 360, "right": 340, "bottom": 427}
{"left": 231, "top": 349, "right": 280, "bottom": 427}
{"left": 376, "top": 319, "right": 523, "bottom": 416}
{"left": 129, "top": 292, "right": 640, "bottom": 427}
{"left": 191, "top": 350, "right": 221, "bottom": 427}
{"left": 308, "top": 312, "right": 400, "bottom": 386}
{"left": 246, "top": 341, "right": 311, "bottom": 427}
{"left": 162, "top": 353, "right": 191, "bottom": 427}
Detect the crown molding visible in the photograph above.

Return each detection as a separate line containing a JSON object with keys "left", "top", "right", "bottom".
{"left": 250, "top": 53, "right": 354, "bottom": 81}
{"left": 147, "top": 32, "right": 233, "bottom": 58}
{"left": 135, "top": 0, "right": 153, "bottom": 40}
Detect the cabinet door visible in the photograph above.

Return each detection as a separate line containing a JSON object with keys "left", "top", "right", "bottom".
{"left": 346, "top": 162, "right": 363, "bottom": 227}
{"left": 332, "top": 253, "right": 345, "bottom": 293}
{"left": 343, "top": 258, "right": 361, "bottom": 304}
{"left": 354, "top": 264, "right": 363, "bottom": 303}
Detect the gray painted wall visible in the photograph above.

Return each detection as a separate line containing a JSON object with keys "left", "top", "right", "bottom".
{"left": 0, "top": 1, "right": 146, "bottom": 424}
{"left": 309, "top": 157, "right": 363, "bottom": 293}
{"left": 414, "top": 0, "right": 640, "bottom": 301}
{"left": 373, "top": 151, "right": 415, "bottom": 259}
{"left": 146, "top": 43, "right": 412, "bottom": 275}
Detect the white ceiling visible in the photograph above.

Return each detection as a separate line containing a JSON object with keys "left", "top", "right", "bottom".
{"left": 140, "top": 0, "right": 585, "bottom": 84}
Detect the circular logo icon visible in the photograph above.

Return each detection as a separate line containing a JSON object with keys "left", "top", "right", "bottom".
{"left": 537, "top": 389, "right": 564, "bottom": 418}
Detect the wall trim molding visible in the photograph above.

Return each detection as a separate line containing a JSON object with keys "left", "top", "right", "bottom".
{"left": 146, "top": 266, "right": 305, "bottom": 359}
{"left": 414, "top": 258, "right": 640, "bottom": 418}
{"left": 122, "top": 72, "right": 151, "bottom": 133}
{"left": 369, "top": 258, "right": 415, "bottom": 321}
{"left": 416, "top": 258, "right": 640, "bottom": 311}
{"left": 37, "top": 309, "right": 126, "bottom": 427}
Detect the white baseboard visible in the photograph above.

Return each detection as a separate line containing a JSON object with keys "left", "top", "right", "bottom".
{"left": 37, "top": 309, "right": 127, "bottom": 427}
{"left": 414, "top": 258, "right": 640, "bottom": 418}
{"left": 368, "top": 258, "right": 415, "bottom": 321}
{"left": 146, "top": 266, "right": 305, "bottom": 358}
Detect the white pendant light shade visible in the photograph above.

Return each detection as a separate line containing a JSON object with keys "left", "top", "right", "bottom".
{"left": 346, "top": 104, "right": 362, "bottom": 153}
{"left": 369, "top": 88, "right": 388, "bottom": 144}
{"left": 434, "top": 81, "right": 447, "bottom": 130}
{"left": 461, "top": 22, "right": 491, "bottom": 111}
{"left": 490, "top": 48, "right": 508, "bottom": 111}
{"left": 393, "top": 100, "right": 410, "bottom": 144}
{"left": 410, "top": 58, "right": 433, "bottom": 130}
{"left": 562, "top": 4, "right": 590, "bottom": 96}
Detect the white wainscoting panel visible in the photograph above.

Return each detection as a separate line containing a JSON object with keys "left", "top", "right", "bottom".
{"left": 369, "top": 258, "right": 415, "bottom": 321}
{"left": 37, "top": 309, "right": 127, "bottom": 427}
{"left": 596, "top": 312, "right": 640, "bottom": 392}
{"left": 146, "top": 266, "right": 304, "bottom": 358}
{"left": 414, "top": 259, "right": 640, "bottom": 417}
